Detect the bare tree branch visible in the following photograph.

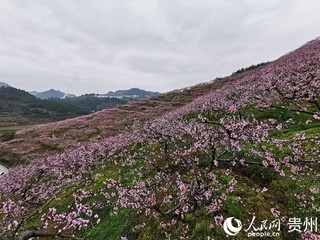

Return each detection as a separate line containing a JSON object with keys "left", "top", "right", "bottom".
{"left": 19, "top": 230, "right": 83, "bottom": 240}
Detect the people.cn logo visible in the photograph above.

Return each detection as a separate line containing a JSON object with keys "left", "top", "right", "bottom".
{"left": 223, "top": 217, "right": 242, "bottom": 236}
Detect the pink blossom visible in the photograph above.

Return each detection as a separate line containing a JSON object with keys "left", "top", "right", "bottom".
{"left": 214, "top": 215, "right": 224, "bottom": 227}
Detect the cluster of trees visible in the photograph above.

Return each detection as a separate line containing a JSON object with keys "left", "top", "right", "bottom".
{"left": 58, "top": 95, "right": 127, "bottom": 112}
{"left": 0, "top": 88, "right": 128, "bottom": 124}
{"left": 0, "top": 87, "right": 87, "bottom": 119}
{"left": 232, "top": 62, "right": 270, "bottom": 75}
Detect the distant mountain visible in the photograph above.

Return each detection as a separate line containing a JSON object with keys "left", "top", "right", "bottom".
{"left": 105, "top": 88, "right": 160, "bottom": 98}
{"left": 0, "top": 87, "right": 130, "bottom": 142}
{"left": 32, "top": 89, "right": 76, "bottom": 99}
{"left": 0, "top": 87, "right": 87, "bottom": 135}
{"left": 30, "top": 90, "right": 131, "bottom": 113}
{"left": 0, "top": 82, "right": 10, "bottom": 88}
{"left": 29, "top": 91, "right": 40, "bottom": 96}
{"left": 61, "top": 94, "right": 128, "bottom": 112}
{"left": 30, "top": 88, "right": 158, "bottom": 100}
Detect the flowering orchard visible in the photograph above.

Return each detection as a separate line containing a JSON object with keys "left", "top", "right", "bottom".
{"left": 0, "top": 78, "right": 219, "bottom": 159}
{"left": 0, "top": 39, "right": 320, "bottom": 239}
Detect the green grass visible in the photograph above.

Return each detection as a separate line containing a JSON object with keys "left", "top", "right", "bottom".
{"left": 84, "top": 209, "right": 135, "bottom": 240}
{"left": 0, "top": 130, "right": 15, "bottom": 141}
{"left": 37, "top": 142, "right": 63, "bottom": 153}
{"left": 0, "top": 148, "right": 21, "bottom": 167}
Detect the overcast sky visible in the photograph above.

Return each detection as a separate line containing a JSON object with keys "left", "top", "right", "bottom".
{"left": 0, "top": 0, "right": 319, "bottom": 95}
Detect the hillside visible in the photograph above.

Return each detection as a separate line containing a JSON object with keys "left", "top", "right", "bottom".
{"left": 0, "top": 39, "right": 319, "bottom": 240}
{"left": 0, "top": 78, "right": 233, "bottom": 162}
{"left": 57, "top": 94, "right": 128, "bottom": 112}
{"left": 0, "top": 87, "right": 89, "bottom": 138}
{"left": 0, "top": 87, "right": 85, "bottom": 118}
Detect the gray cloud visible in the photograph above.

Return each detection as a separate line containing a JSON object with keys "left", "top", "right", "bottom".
{"left": 0, "top": 0, "right": 319, "bottom": 95}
